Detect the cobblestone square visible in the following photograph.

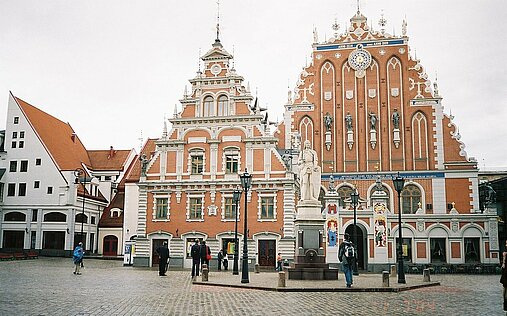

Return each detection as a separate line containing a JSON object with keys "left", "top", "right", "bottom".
{"left": 0, "top": 258, "right": 503, "bottom": 315}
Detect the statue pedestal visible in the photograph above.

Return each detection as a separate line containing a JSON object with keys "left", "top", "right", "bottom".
{"left": 286, "top": 201, "right": 339, "bottom": 280}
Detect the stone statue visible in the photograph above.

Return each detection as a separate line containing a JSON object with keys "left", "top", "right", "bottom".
{"left": 298, "top": 140, "right": 321, "bottom": 202}
{"left": 140, "top": 154, "right": 149, "bottom": 177}
{"left": 328, "top": 175, "right": 335, "bottom": 192}
{"left": 369, "top": 111, "right": 377, "bottom": 131}
{"left": 345, "top": 112, "right": 353, "bottom": 131}
{"left": 324, "top": 112, "right": 333, "bottom": 132}
{"left": 392, "top": 109, "right": 400, "bottom": 129}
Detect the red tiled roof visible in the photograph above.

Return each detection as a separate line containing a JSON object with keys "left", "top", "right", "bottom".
{"left": 98, "top": 191, "right": 124, "bottom": 228}
{"left": 14, "top": 95, "right": 91, "bottom": 171}
{"left": 88, "top": 148, "right": 132, "bottom": 171}
{"left": 125, "top": 138, "right": 157, "bottom": 183}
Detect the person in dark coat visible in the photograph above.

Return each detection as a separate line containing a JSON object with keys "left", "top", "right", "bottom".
{"left": 217, "top": 248, "right": 224, "bottom": 271}
{"left": 200, "top": 240, "right": 211, "bottom": 269}
{"left": 156, "top": 241, "right": 169, "bottom": 276}
{"left": 338, "top": 233, "right": 356, "bottom": 288}
{"left": 501, "top": 240, "right": 507, "bottom": 311}
{"left": 191, "top": 239, "right": 201, "bottom": 279}
{"left": 222, "top": 249, "right": 229, "bottom": 271}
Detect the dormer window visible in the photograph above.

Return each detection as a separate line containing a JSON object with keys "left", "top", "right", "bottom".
{"left": 217, "top": 95, "right": 229, "bottom": 116}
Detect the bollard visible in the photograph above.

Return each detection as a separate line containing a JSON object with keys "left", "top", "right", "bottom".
{"left": 202, "top": 264, "right": 209, "bottom": 282}
{"left": 390, "top": 264, "right": 396, "bottom": 276}
{"left": 278, "top": 271, "right": 286, "bottom": 287}
{"left": 423, "top": 268, "right": 430, "bottom": 282}
{"left": 255, "top": 263, "right": 260, "bottom": 273}
{"left": 382, "top": 271, "right": 390, "bottom": 287}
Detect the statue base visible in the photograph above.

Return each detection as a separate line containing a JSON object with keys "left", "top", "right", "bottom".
{"left": 287, "top": 202, "right": 338, "bottom": 280}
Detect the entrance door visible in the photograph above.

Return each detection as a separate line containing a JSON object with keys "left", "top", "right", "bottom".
{"left": 152, "top": 239, "right": 168, "bottom": 267}
{"left": 258, "top": 240, "right": 275, "bottom": 267}
{"left": 103, "top": 235, "right": 118, "bottom": 256}
{"left": 345, "top": 225, "right": 365, "bottom": 270}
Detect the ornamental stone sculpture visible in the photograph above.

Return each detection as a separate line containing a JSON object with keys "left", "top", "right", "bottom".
{"left": 298, "top": 140, "right": 321, "bottom": 202}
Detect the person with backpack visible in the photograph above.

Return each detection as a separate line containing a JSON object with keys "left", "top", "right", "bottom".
{"left": 72, "top": 242, "right": 84, "bottom": 275}
{"left": 338, "top": 233, "right": 356, "bottom": 288}
{"left": 191, "top": 239, "right": 201, "bottom": 279}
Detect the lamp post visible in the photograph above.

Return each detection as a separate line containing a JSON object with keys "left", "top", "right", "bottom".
{"left": 392, "top": 172, "right": 406, "bottom": 284}
{"left": 232, "top": 186, "right": 242, "bottom": 275}
{"left": 350, "top": 188, "right": 360, "bottom": 276}
{"left": 74, "top": 168, "right": 87, "bottom": 246}
{"left": 240, "top": 169, "right": 252, "bottom": 283}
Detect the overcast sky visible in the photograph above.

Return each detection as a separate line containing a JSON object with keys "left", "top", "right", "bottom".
{"left": 0, "top": 0, "right": 506, "bottom": 169}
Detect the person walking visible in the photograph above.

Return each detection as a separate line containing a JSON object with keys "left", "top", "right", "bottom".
{"left": 217, "top": 248, "right": 224, "bottom": 271}
{"left": 338, "top": 233, "right": 356, "bottom": 288}
{"left": 501, "top": 240, "right": 507, "bottom": 311}
{"left": 156, "top": 241, "right": 169, "bottom": 276}
{"left": 222, "top": 249, "right": 229, "bottom": 271}
{"left": 200, "top": 240, "right": 211, "bottom": 269}
{"left": 276, "top": 252, "right": 283, "bottom": 271}
{"left": 191, "top": 239, "right": 201, "bottom": 279}
{"left": 72, "top": 242, "right": 84, "bottom": 275}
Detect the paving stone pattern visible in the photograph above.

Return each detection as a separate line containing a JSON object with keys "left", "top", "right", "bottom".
{"left": 0, "top": 258, "right": 503, "bottom": 315}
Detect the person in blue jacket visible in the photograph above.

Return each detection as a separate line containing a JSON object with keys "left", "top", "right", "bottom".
{"left": 73, "top": 242, "right": 84, "bottom": 275}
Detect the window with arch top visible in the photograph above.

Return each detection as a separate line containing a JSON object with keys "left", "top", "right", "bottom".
{"left": 203, "top": 96, "right": 214, "bottom": 117}
{"left": 337, "top": 185, "right": 354, "bottom": 208}
{"left": 401, "top": 184, "right": 421, "bottom": 214}
{"left": 217, "top": 95, "right": 229, "bottom": 116}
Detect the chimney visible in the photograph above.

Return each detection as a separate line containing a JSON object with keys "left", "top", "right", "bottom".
{"left": 108, "top": 146, "right": 115, "bottom": 159}
{"left": 71, "top": 133, "right": 76, "bottom": 143}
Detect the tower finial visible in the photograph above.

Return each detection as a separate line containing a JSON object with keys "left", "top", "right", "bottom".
{"left": 232, "top": 44, "right": 235, "bottom": 69}
{"left": 357, "top": 0, "right": 360, "bottom": 14}
{"left": 216, "top": 0, "right": 220, "bottom": 41}
{"left": 197, "top": 48, "right": 202, "bottom": 74}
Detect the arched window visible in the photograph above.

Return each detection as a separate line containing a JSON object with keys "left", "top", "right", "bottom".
{"left": 4, "top": 211, "right": 26, "bottom": 222}
{"left": 75, "top": 213, "right": 88, "bottom": 223}
{"left": 369, "top": 185, "right": 391, "bottom": 210}
{"left": 203, "top": 96, "right": 214, "bottom": 117}
{"left": 217, "top": 95, "right": 229, "bottom": 116}
{"left": 299, "top": 116, "right": 314, "bottom": 146}
{"left": 401, "top": 184, "right": 421, "bottom": 214}
{"left": 44, "top": 212, "right": 67, "bottom": 222}
{"left": 337, "top": 185, "right": 354, "bottom": 208}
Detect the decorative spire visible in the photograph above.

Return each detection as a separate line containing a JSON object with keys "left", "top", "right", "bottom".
{"left": 197, "top": 48, "right": 202, "bottom": 75}
{"left": 313, "top": 26, "right": 318, "bottom": 43}
{"left": 356, "top": 0, "right": 360, "bottom": 14}
{"left": 216, "top": 0, "right": 221, "bottom": 41}
{"left": 433, "top": 72, "right": 440, "bottom": 98}
{"left": 378, "top": 10, "right": 387, "bottom": 35}
{"left": 162, "top": 115, "right": 168, "bottom": 139}
{"left": 173, "top": 104, "right": 178, "bottom": 118}
{"left": 402, "top": 17, "right": 407, "bottom": 36}
{"left": 231, "top": 45, "right": 236, "bottom": 70}
{"left": 332, "top": 19, "right": 340, "bottom": 38}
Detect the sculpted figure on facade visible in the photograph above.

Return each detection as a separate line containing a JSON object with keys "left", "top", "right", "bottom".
{"left": 392, "top": 109, "right": 400, "bottom": 129}
{"left": 298, "top": 140, "right": 321, "bottom": 202}
{"left": 140, "top": 154, "right": 149, "bottom": 177}
{"left": 324, "top": 112, "right": 333, "bottom": 132}
{"left": 369, "top": 111, "right": 377, "bottom": 131}
{"left": 345, "top": 112, "right": 353, "bottom": 131}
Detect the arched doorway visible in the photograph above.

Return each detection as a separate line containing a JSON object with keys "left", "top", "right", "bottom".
{"left": 345, "top": 225, "right": 366, "bottom": 270}
{"left": 103, "top": 235, "right": 118, "bottom": 256}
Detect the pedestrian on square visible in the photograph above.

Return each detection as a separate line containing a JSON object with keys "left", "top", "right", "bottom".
{"left": 217, "top": 248, "right": 224, "bottom": 271}
{"left": 191, "top": 239, "right": 201, "bottom": 279}
{"left": 222, "top": 249, "right": 228, "bottom": 271}
{"left": 72, "top": 242, "right": 84, "bottom": 275}
{"left": 338, "top": 233, "right": 356, "bottom": 288}
{"left": 156, "top": 241, "right": 169, "bottom": 276}
{"left": 500, "top": 240, "right": 507, "bottom": 311}
{"left": 276, "top": 252, "right": 283, "bottom": 271}
{"left": 200, "top": 240, "right": 211, "bottom": 269}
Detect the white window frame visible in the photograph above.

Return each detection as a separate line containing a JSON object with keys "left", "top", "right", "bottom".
{"left": 222, "top": 147, "right": 241, "bottom": 175}
{"left": 257, "top": 193, "right": 277, "bottom": 222}
{"left": 221, "top": 194, "right": 239, "bottom": 222}
{"left": 187, "top": 195, "right": 204, "bottom": 222}
{"left": 187, "top": 148, "right": 206, "bottom": 175}
{"left": 152, "top": 195, "right": 170, "bottom": 221}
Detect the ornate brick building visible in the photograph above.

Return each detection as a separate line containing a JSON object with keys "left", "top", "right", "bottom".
{"left": 279, "top": 10, "right": 498, "bottom": 271}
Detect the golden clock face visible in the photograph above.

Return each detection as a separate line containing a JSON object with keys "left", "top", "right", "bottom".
{"left": 348, "top": 46, "right": 372, "bottom": 71}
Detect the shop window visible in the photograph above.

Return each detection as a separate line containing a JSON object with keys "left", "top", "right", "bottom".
{"left": 401, "top": 184, "right": 421, "bottom": 214}
{"left": 464, "top": 238, "right": 480, "bottom": 263}
{"left": 430, "top": 238, "right": 447, "bottom": 263}
{"left": 396, "top": 237, "right": 413, "bottom": 263}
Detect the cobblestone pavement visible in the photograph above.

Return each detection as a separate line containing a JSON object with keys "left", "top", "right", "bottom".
{"left": 0, "top": 258, "right": 503, "bottom": 316}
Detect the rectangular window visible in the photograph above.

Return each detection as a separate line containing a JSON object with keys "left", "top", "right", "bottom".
{"left": 12, "top": 131, "right": 17, "bottom": 139}
{"left": 11, "top": 141, "right": 16, "bottom": 149}
{"left": 224, "top": 197, "right": 235, "bottom": 219}
{"left": 191, "top": 155, "right": 204, "bottom": 174}
{"left": 35, "top": 158, "right": 42, "bottom": 166}
{"left": 32, "top": 209, "right": 38, "bottom": 222}
{"left": 91, "top": 216, "right": 96, "bottom": 225}
{"left": 7, "top": 183, "right": 16, "bottom": 196}
{"left": 430, "top": 238, "right": 447, "bottom": 263}
{"left": 14, "top": 117, "right": 19, "bottom": 124}
{"left": 47, "top": 187, "right": 53, "bottom": 194}
{"left": 18, "top": 183, "right": 26, "bottom": 196}
{"left": 225, "top": 154, "right": 239, "bottom": 173}
{"left": 189, "top": 197, "right": 202, "bottom": 219}
{"left": 395, "top": 237, "right": 413, "bottom": 263}
{"left": 464, "top": 238, "right": 480, "bottom": 263}
{"left": 19, "top": 131, "right": 25, "bottom": 138}
{"left": 18, "top": 141, "right": 24, "bottom": 148}
{"left": 156, "top": 198, "right": 168, "bottom": 219}
{"left": 9, "top": 161, "right": 17, "bottom": 172}
{"left": 261, "top": 197, "right": 275, "bottom": 219}
{"left": 34, "top": 181, "right": 40, "bottom": 189}
{"left": 104, "top": 176, "right": 111, "bottom": 181}
{"left": 20, "top": 160, "right": 28, "bottom": 172}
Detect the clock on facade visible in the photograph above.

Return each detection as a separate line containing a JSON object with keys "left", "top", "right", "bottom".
{"left": 211, "top": 64, "right": 222, "bottom": 76}
{"left": 348, "top": 44, "right": 372, "bottom": 78}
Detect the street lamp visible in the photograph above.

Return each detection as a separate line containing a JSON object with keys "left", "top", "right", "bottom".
{"left": 392, "top": 172, "right": 406, "bottom": 284}
{"left": 74, "top": 168, "right": 87, "bottom": 246}
{"left": 239, "top": 168, "right": 252, "bottom": 283}
{"left": 350, "top": 188, "right": 360, "bottom": 276}
{"left": 232, "top": 186, "right": 242, "bottom": 275}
